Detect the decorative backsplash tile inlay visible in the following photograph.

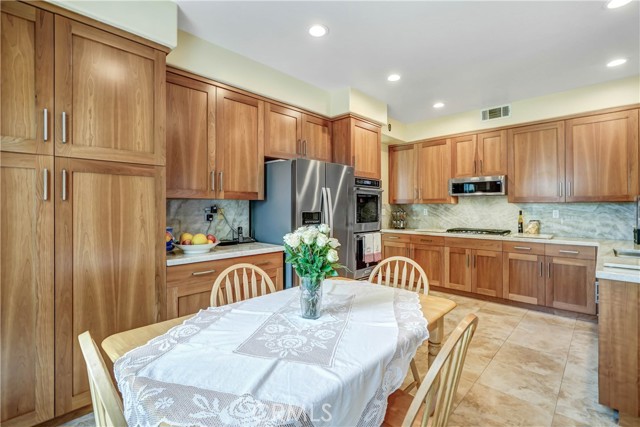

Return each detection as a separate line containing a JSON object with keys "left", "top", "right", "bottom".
{"left": 389, "top": 197, "right": 635, "bottom": 241}
{"left": 167, "top": 199, "right": 250, "bottom": 241}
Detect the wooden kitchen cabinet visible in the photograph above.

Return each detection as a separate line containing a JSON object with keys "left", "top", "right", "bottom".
{"left": 444, "top": 246, "right": 472, "bottom": 292}
{"left": 544, "top": 244, "right": 596, "bottom": 315}
{"left": 166, "top": 252, "right": 284, "bottom": 319}
{"left": 565, "top": 109, "right": 639, "bottom": 202}
{"left": 303, "top": 114, "right": 332, "bottom": 162}
{"left": 410, "top": 235, "right": 445, "bottom": 288}
{"left": 54, "top": 16, "right": 166, "bottom": 165}
{"left": 416, "top": 139, "right": 456, "bottom": 204}
{"left": 452, "top": 130, "right": 507, "bottom": 178}
{"left": 452, "top": 134, "right": 478, "bottom": 177}
{"left": 1, "top": 2, "right": 54, "bottom": 155}
{"left": 166, "top": 72, "right": 216, "bottom": 198}
{"left": 472, "top": 250, "right": 503, "bottom": 298}
{"left": 508, "top": 121, "right": 565, "bottom": 203}
{"left": 389, "top": 144, "right": 417, "bottom": 204}
{"left": 381, "top": 233, "right": 412, "bottom": 258}
{"left": 54, "top": 158, "right": 166, "bottom": 414}
{"left": 502, "top": 242, "right": 546, "bottom": 305}
{"left": 332, "top": 116, "right": 381, "bottom": 179}
{"left": 1, "top": 153, "right": 55, "bottom": 426}
{"left": 444, "top": 238, "right": 502, "bottom": 295}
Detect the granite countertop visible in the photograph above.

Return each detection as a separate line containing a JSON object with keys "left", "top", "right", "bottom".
{"left": 166, "top": 242, "right": 284, "bottom": 267}
{"left": 381, "top": 228, "right": 640, "bottom": 284}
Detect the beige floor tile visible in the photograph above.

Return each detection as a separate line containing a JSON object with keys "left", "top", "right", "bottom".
{"left": 448, "top": 382, "right": 554, "bottom": 427}
{"left": 467, "top": 332, "right": 504, "bottom": 360}
{"left": 506, "top": 318, "right": 574, "bottom": 355}
{"left": 573, "top": 319, "right": 598, "bottom": 334}
{"left": 473, "top": 308, "right": 523, "bottom": 342}
{"left": 520, "top": 310, "right": 577, "bottom": 328}
{"left": 492, "top": 341, "right": 567, "bottom": 377}
{"left": 481, "top": 301, "right": 529, "bottom": 317}
{"left": 460, "top": 352, "right": 492, "bottom": 382}
{"left": 453, "top": 375, "right": 475, "bottom": 408}
{"left": 567, "top": 330, "right": 598, "bottom": 368}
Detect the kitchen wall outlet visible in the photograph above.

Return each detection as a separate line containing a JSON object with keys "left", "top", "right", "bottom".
{"left": 423, "top": 208, "right": 428, "bottom": 216}
{"left": 552, "top": 210, "right": 559, "bottom": 219}
{"left": 205, "top": 213, "right": 214, "bottom": 222}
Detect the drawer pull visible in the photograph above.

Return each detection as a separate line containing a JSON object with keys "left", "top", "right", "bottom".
{"left": 254, "top": 261, "right": 271, "bottom": 267}
{"left": 420, "top": 239, "right": 433, "bottom": 243}
{"left": 514, "top": 246, "right": 531, "bottom": 251}
{"left": 192, "top": 269, "right": 216, "bottom": 276}
{"left": 386, "top": 236, "right": 399, "bottom": 239}
{"left": 559, "top": 250, "right": 579, "bottom": 255}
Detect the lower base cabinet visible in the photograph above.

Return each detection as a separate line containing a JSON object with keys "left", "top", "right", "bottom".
{"left": 381, "top": 234, "right": 444, "bottom": 288}
{"left": 472, "top": 250, "right": 503, "bottom": 298}
{"left": 503, "top": 243, "right": 546, "bottom": 305}
{"left": 167, "top": 252, "right": 284, "bottom": 318}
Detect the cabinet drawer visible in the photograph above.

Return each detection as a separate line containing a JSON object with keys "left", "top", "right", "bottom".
{"left": 503, "top": 241, "right": 545, "bottom": 255}
{"left": 445, "top": 237, "right": 502, "bottom": 251}
{"left": 410, "top": 234, "right": 445, "bottom": 246}
{"left": 545, "top": 244, "right": 596, "bottom": 260}
{"left": 382, "top": 233, "right": 412, "bottom": 243}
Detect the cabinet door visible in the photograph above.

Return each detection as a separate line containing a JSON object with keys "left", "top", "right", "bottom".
{"left": 1, "top": 2, "right": 53, "bottom": 155}
{"left": 444, "top": 247, "right": 471, "bottom": 291}
{"left": 166, "top": 73, "right": 216, "bottom": 198}
{"left": 545, "top": 256, "right": 596, "bottom": 315}
{"left": 216, "top": 88, "right": 265, "bottom": 200}
{"left": 382, "top": 241, "right": 410, "bottom": 258}
{"left": 472, "top": 249, "right": 503, "bottom": 298}
{"left": 303, "top": 114, "right": 332, "bottom": 162}
{"left": 353, "top": 119, "right": 381, "bottom": 179}
{"left": 566, "top": 109, "right": 639, "bottom": 202}
{"left": 54, "top": 158, "right": 166, "bottom": 414}
{"left": 417, "top": 139, "right": 455, "bottom": 203}
{"left": 508, "top": 122, "right": 565, "bottom": 202}
{"left": 412, "top": 244, "right": 444, "bottom": 288}
{"left": 503, "top": 252, "right": 545, "bottom": 305}
{"left": 55, "top": 16, "right": 166, "bottom": 165}
{"left": 452, "top": 134, "right": 477, "bottom": 177}
{"left": 1, "top": 153, "right": 54, "bottom": 425}
{"left": 478, "top": 130, "right": 507, "bottom": 176}
{"left": 265, "top": 103, "right": 302, "bottom": 160}
{"left": 389, "top": 144, "right": 416, "bottom": 203}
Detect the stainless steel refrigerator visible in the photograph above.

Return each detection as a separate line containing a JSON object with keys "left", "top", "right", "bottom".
{"left": 251, "top": 159, "right": 353, "bottom": 288}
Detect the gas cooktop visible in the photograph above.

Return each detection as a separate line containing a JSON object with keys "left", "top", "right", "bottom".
{"left": 446, "top": 228, "right": 511, "bottom": 236}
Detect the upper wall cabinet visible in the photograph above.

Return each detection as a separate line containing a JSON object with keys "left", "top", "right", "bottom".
{"left": 332, "top": 116, "right": 381, "bottom": 179}
{"left": 452, "top": 130, "right": 507, "bottom": 178}
{"left": 1, "top": 2, "right": 54, "bottom": 155}
{"left": 565, "top": 109, "right": 639, "bottom": 202}
{"left": 54, "top": 16, "right": 166, "bottom": 165}
{"left": 416, "top": 139, "right": 457, "bottom": 204}
{"left": 264, "top": 103, "right": 332, "bottom": 162}
{"left": 508, "top": 121, "right": 565, "bottom": 203}
{"left": 389, "top": 144, "right": 416, "bottom": 204}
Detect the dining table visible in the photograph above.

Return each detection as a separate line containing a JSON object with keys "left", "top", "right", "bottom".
{"left": 103, "top": 279, "right": 456, "bottom": 426}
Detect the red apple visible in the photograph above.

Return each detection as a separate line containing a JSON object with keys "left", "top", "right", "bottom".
{"left": 207, "top": 234, "right": 217, "bottom": 243}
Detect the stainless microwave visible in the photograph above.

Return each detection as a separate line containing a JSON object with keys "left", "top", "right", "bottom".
{"left": 449, "top": 175, "right": 507, "bottom": 196}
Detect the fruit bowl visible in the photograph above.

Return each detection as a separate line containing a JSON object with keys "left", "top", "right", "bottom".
{"left": 174, "top": 242, "right": 219, "bottom": 254}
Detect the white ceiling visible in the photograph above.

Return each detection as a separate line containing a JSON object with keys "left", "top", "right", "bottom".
{"left": 176, "top": 1, "right": 639, "bottom": 123}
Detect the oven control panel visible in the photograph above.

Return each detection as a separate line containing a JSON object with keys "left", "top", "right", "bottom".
{"left": 355, "top": 178, "right": 381, "bottom": 188}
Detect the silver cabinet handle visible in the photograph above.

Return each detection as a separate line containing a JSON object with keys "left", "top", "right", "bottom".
{"left": 473, "top": 254, "right": 476, "bottom": 268}
{"left": 419, "top": 188, "right": 422, "bottom": 199}
{"left": 473, "top": 161, "right": 476, "bottom": 174}
{"left": 559, "top": 181, "right": 563, "bottom": 197}
{"left": 296, "top": 139, "right": 301, "bottom": 155}
{"left": 548, "top": 262, "right": 551, "bottom": 278}
{"left": 419, "top": 239, "right": 433, "bottom": 243}
{"left": 466, "top": 253, "right": 470, "bottom": 268}
{"left": 61, "top": 112, "right": 68, "bottom": 143}
{"left": 559, "top": 249, "right": 579, "bottom": 255}
{"left": 254, "top": 261, "right": 271, "bottom": 267}
{"left": 210, "top": 170, "right": 216, "bottom": 191}
{"left": 61, "top": 169, "right": 67, "bottom": 201}
{"left": 567, "top": 181, "right": 572, "bottom": 197}
{"left": 480, "top": 159, "right": 483, "bottom": 173}
{"left": 539, "top": 261, "right": 543, "bottom": 277}
{"left": 43, "top": 169, "right": 49, "bottom": 201}
{"left": 219, "top": 171, "right": 223, "bottom": 191}
{"left": 386, "top": 236, "right": 399, "bottom": 240}
{"left": 303, "top": 140, "right": 307, "bottom": 157}
{"left": 192, "top": 269, "right": 216, "bottom": 276}
{"left": 43, "top": 109, "right": 48, "bottom": 141}
{"left": 514, "top": 246, "right": 531, "bottom": 251}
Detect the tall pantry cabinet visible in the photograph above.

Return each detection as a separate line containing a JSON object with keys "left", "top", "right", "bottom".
{"left": 0, "top": 1, "right": 167, "bottom": 424}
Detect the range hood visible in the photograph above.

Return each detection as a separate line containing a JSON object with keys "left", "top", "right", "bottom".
{"left": 449, "top": 175, "right": 506, "bottom": 196}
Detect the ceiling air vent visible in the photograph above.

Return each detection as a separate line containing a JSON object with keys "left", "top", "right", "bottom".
{"left": 481, "top": 105, "right": 511, "bottom": 121}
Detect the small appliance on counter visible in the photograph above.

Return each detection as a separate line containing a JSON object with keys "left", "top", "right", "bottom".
{"left": 391, "top": 209, "right": 407, "bottom": 229}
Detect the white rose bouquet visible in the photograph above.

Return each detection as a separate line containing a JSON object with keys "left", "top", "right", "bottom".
{"left": 283, "top": 224, "right": 343, "bottom": 287}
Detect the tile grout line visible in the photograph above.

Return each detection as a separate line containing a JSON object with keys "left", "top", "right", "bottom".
{"left": 549, "top": 318, "right": 576, "bottom": 426}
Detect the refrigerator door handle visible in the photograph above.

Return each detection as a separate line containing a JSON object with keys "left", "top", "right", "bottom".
{"left": 321, "top": 187, "right": 328, "bottom": 226}
{"left": 326, "top": 187, "right": 334, "bottom": 237}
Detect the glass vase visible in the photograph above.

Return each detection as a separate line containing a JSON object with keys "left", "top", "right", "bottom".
{"left": 300, "top": 277, "right": 323, "bottom": 319}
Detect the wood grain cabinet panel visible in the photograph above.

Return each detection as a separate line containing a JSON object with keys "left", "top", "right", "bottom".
{"left": 1, "top": 2, "right": 53, "bottom": 155}
{"left": 166, "top": 72, "right": 216, "bottom": 198}
{"left": 472, "top": 250, "right": 503, "bottom": 298}
{"left": 508, "top": 121, "right": 565, "bottom": 202}
{"left": 444, "top": 246, "right": 472, "bottom": 292}
{"left": 54, "top": 16, "right": 166, "bottom": 165}
{"left": 216, "top": 88, "right": 265, "bottom": 200}
{"left": 332, "top": 116, "right": 381, "bottom": 179}
{"left": 54, "top": 158, "right": 166, "bottom": 414}
{"left": 389, "top": 144, "right": 417, "bottom": 204}
{"left": 412, "top": 244, "right": 444, "bottom": 288}
{"left": 303, "top": 114, "right": 332, "bottom": 162}
{"left": 545, "top": 256, "right": 596, "bottom": 315}
{"left": 382, "top": 241, "right": 411, "bottom": 259}
{"left": 452, "top": 134, "right": 478, "bottom": 177}
{"left": 265, "top": 103, "right": 302, "bottom": 160}
{"left": 502, "top": 252, "right": 545, "bottom": 305}
{"left": 477, "top": 130, "right": 507, "bottom": 176}
{"left": 565, "top": 109, "right": 639, "bottom": 202}
{"left": 416, "top": 139, "right": 456, "bottom": 204}
{"left": 1, "top": 153, "right": 54, "bottom": 426}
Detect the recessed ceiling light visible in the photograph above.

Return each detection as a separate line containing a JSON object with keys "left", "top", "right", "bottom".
{"left": 308, "top": 25, "right": 328, "bottom": 37}
{"left": 387, "top": 74, "right": 401, "bottom": 82}
{"left": 606, "top": 0, "right": 632, "bottom": 9}
{"left": 433, "top": 102, "right": 445, "bottom": 109}
{"left": 607, "top": 58, "right": 627, "bottom": 67}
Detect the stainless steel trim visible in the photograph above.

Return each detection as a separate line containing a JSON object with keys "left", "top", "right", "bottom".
{"left": 321, "top": 187, "right": 328, "bottom": 225}
{"left": 514, "top": 246, "right": 531, "bottom": 250}
{"left": 354, "top": 187, "right": 383, "bottom": 193}
{"left": 386, "top": 236, "right": 399, "bottom": 239}
{"left": 568, "top": 181, "right": 572, "bottom": 197}
{"left": 303, "top": 140, "right": 307, "bottom": 157}
{"left": 62, "top": 112, "right": 67, "bottom": 143}
{"left": 559, "top": 181, "right": 563, "bottom": 197}
{"left": 210, "top": 170, "right": 216, "bottom": 191}
{"left": 192, "top": 269, "right": 216, "bottom": 276}
{"left": 43, "top": 169, "right": 48, "bottom": 201}
{"left": 43, "top": 109, "right": 48, "bottom": 141}
{"left": 297, "top": 139, "right": 301, "bottom": 155}
{"left": 61, "top": 169, "right": 67, "bottom": 201}
{"left": 559, "top": 249, "right": 579, "bottom": 255}
{"left": 448, "top": 175, "right": 506, "bottom": 197}
{"left": 548, "top": 262, "right": 551, "bottom": 278}
{"left": 326, "top": 187, "right": 334, "bottom": 236}
{"left": 219, "top": 171, "right": 223, "bottom": 191}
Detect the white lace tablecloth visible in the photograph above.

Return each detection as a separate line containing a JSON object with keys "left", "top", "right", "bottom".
{"left": 114, "top": 280, "right": 428, "bottom": 427}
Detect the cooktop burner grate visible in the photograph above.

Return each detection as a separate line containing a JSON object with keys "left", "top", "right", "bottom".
{"left": 446, "top": 228, "right": 511, "bottom": 236}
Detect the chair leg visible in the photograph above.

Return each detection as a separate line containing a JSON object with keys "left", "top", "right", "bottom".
{"left": 403, "top": 358, "right": 422, "bottom": 392}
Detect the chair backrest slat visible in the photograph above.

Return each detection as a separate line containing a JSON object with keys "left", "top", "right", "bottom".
{"left": 369, "top": 256, "right": 429, "bottom": 294}
{"left": 210, "top": 263, "right": 277, "bottom": 307}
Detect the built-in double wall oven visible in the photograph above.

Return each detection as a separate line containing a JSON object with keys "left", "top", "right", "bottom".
{"left": 351, "top": 178, "right": 383, "bottom": 279}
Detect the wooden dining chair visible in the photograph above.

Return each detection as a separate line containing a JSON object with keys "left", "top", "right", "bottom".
{"left": 369, "top": 256, "right": 429, "bottom": 294}
{"left": 210, "top": 263, "right": 277, "bottom": 307}
{"left": 382, "top": 313, "right": 479, "bottom": 427}
{"left": 78, "top": 331, "right": 126, "bottom": 427}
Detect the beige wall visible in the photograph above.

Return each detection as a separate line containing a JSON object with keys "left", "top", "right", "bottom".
{"left": 46, "top": 0, "right": 178, "bottom": 48}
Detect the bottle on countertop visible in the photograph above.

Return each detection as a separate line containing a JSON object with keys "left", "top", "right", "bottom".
{"left": 518, "top": 210, "right": 524, "bottom": 234}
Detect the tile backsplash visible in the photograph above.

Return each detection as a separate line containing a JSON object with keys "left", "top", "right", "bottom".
{"left": 167, "top": 199, "right": 250, "bottom": 241}
{"left": 387, "top": 197, "right": 636, "bottom": 241}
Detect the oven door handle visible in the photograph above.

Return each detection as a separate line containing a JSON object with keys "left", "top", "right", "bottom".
{"left": 354, "top": 187, "right": 384, "bottom": 193}
{"left": 326, "top": 187, "right": 334, "bottom": 237}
